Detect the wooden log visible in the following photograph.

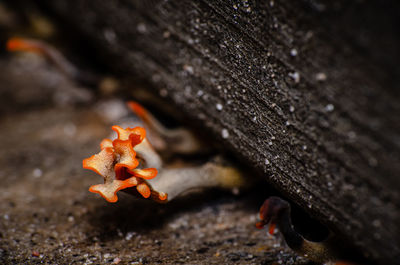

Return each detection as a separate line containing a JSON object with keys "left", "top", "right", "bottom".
{"left": 33, "top": 0, "right": 400, "bottom": 263}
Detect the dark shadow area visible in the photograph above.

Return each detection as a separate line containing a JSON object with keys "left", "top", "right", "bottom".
{"left": 86, "top": 185, "right": 268, "bottom": 241}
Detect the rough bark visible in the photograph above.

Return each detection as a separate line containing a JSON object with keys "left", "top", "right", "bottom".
{"left": 31, "top": 0, "right": 400, "bottom": 263}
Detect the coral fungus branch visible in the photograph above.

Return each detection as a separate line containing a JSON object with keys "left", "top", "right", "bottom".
{"left": 127, "top": 101, "right": 207, "bottom": 154}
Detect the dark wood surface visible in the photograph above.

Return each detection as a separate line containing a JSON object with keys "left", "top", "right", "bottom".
{"left": 33, "top": 0, "right": 400, "bottom": 263}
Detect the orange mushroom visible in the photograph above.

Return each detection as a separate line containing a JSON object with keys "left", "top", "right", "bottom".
{"left": 84, "top": 103, "right": 247, "bottom": 204}
{"left": 7, "top": 37, "right": 43, "bottom": 54}
{"left": 126, "top": 101, "right": 148, "bottom": 124}
{"left": 6, "top": 37, "right": 80, "bottom": 80}
{"left": 256, "top": 197, "right": 365, "bottom": 264}
{"left": 83, "top": 126, "right": 165, "bottom": 203}
{"left": 126, "top": 101, "right": 207, "bottom": 154}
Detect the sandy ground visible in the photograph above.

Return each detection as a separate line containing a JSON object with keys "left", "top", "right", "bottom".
{"left": 0, "top": 53, "right": 311, "bottom": 264}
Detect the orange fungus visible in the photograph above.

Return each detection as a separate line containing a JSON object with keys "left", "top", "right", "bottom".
{"left": 83, "top": 126, "right": 165, "bottom": 203}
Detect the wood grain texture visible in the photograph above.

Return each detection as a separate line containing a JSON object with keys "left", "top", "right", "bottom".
{"left": 35, "top": 0, "right": 400, "bottom": 263}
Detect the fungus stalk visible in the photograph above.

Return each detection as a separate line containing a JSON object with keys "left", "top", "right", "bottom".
{"left": 83, "top": 103, "right": 247, "bottom": 203}
{"left": 256, "top": 197, "right": 360, "bottom": 264}
{"left": 6, "top": 37, "right": 102, "bottom": 86}
{"left": 7, "top": 37, "right": 80, "bottom": 80}
{"left": 148, "top": 160, "right": 245, "bottom": 201}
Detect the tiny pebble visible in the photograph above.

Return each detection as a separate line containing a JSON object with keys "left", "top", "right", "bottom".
{"left": 163, "top": 31, "right": 171, "bottom": 38}
{"left": 113, "top": 257, "right": 121, "bottom": 264}
{"left": 315, "top": 72, "right": 327, "bottom": 81}
{"left": 33, "top": 168, "right": 43, "bottom": 178}
{"left": 125, "top": 232, "right": 135, "bottom": 241}
{"left": 159, "top": 89, "right": 168, "bottom": 97}
{"left": 137, "top": 23, "right": 147, "bottom": 33}
{"left": 183, "top": 64, "right": 194, "bottom": 74}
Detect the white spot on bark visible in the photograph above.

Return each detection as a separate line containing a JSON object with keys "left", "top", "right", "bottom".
{"left": 315, "top": 72, "right": 327, "bottom": 81}
{"left": 325, "top": 104, "right": 334, "bottom": 112}
{"left": 137, "top": 23, "right": 147, "bottom": 33}
{"left": 221, "top": 129, "right": 229, "bottom": 139}
{"left": 289, "top": 72, "right": 300, "bottom": 83}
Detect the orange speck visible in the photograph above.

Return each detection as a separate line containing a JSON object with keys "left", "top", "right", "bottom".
{"left": 268, "top": 223, "right": 276, "bottom": 235}
{"left": 7, "top": 37, "right": 41, "bottom": 53}
{"left": 158, "top": 192, "right": 168, "bottom": 201}
{"left": 255, "top": 221, "right": 265, "bottom": 229}
{"left": 32, "top": 250, "right": 40, "bottom": 257}
{"left": 127, "top": 101, "right": 147, "bottom": 120}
